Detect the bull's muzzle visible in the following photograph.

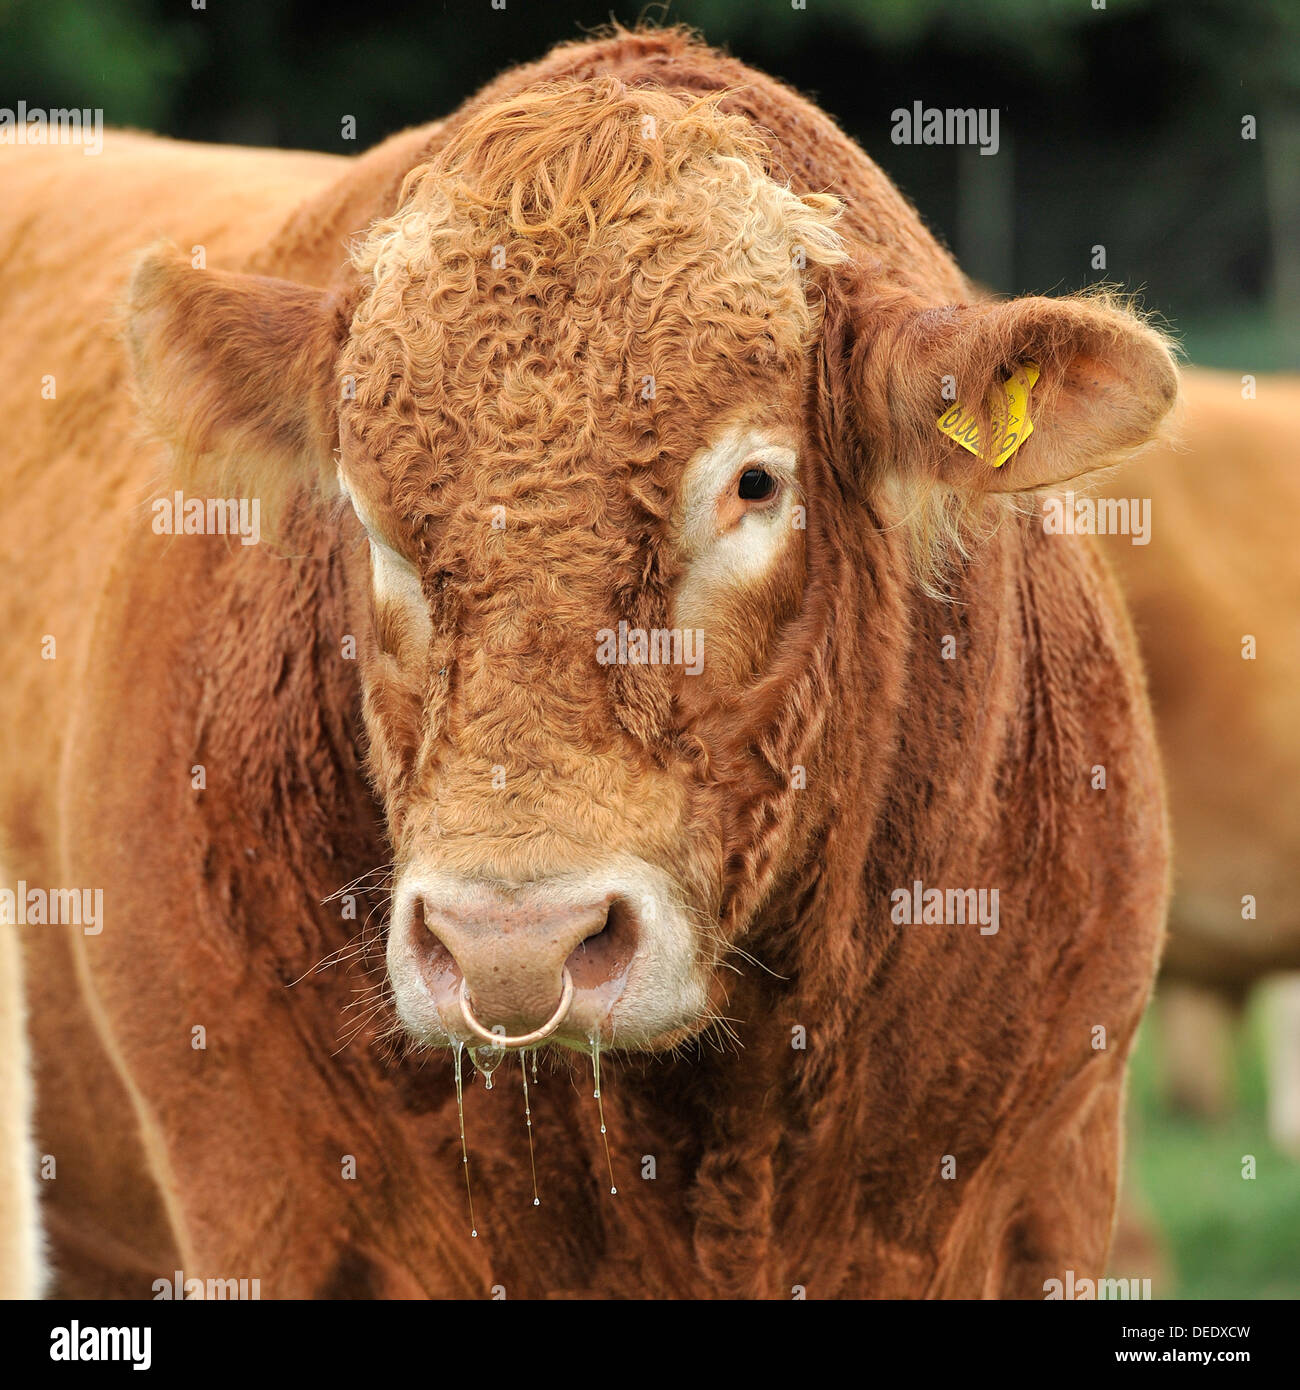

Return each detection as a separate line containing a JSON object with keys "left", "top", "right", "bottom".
{"left": 394, "top": 880, "right": 639, "bottom": 1047}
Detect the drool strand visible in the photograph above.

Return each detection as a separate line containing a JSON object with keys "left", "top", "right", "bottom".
{"left": 453, "top": 1041, "right": 479, "bottom": 1237}
{"left": 591, "top": 1036, "right": 618, "bottom": 1195}
{"left": 521, "top": 1051, "right": 540, "bottom": 1207}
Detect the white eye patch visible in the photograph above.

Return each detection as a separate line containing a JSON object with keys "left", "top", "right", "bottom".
{"left": 369, "top": 537, "right": 427, "bottom": 616}
{"left": 339, "top": 475, "right": 432, "bottom": 641}
{"left": 675, "top": 426, "right": 800, "bottom": 596}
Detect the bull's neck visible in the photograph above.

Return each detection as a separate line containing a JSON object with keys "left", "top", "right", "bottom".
{"left": 598, "top": 529, "right": 1036, "bottom": 1294}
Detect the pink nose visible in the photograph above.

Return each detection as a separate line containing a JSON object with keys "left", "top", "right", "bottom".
{"left": 400, "top": 882, "right": 639, "bottom": 1043}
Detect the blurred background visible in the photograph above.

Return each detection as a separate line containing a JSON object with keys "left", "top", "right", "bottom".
{"left": 4, "top": 0, "right": 1297, "bottom": 369}
{"left": 5, "top": 0, "right": 1297, "bottom": 1296}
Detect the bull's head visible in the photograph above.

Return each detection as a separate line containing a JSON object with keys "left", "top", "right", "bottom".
{"left": 127, "top": 80, "right": 1176, "bottom": 1055}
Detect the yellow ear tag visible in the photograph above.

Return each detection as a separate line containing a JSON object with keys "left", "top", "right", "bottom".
{"left": 936, "top": 360, "right": 1040, "bottom": 467}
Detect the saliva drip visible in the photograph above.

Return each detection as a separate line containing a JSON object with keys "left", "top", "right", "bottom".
{"left": 453, "top": 1041, "right": 479, "bottom": 1237}
{"left": 473, "top": 1039, "right": 506, "bottom": 1090}
{"left": 590, "top": 1036, "right": 618, "bottom": 1195}
{"left": 521, "top": 1051, "right": 540, "bottom": 1207}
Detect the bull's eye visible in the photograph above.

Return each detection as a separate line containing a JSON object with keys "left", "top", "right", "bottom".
{"left": 690, "top": 437, "right": 796, "bottom": 551}
{"left": 737, "top": 467, "right": 777, "bottom": 502}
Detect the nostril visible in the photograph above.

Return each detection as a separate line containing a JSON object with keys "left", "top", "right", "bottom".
{"left": 566, "top": 896, "right": 638, "bottom": 992}
{"left": 412, "top": 896, "right": 458, "bottom": 978}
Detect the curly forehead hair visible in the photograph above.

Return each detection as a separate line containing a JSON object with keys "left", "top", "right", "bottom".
{"left": 341, "top": 78, "right": 846, "bottom": 536}
{"left": 354, "top": 75, "right": 846, "bottom": 274}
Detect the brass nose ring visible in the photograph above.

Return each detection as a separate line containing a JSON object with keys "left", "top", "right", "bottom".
{"left": 458, "top": 968, "right": 574, "bottom": 1049}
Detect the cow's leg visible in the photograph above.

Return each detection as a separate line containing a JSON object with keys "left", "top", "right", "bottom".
{"left": 1265, "top": 973, "right": 1300, "bottom": 1158}
{"left": 1157, "top": 980, "right": 1237, "bottom": 1118}
{"left": 0, "top": 916, "right": 45, "bottom": 1297}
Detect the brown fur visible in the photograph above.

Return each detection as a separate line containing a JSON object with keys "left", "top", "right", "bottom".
{"left": 1, "top": 27, "right": 1176, "bottom": 1298}
{"left": 1099, "top": 369, "right": 1300, "bottom": 992}
{"left": 1097, "top": 368, "right": 1300, "bottom": 1185}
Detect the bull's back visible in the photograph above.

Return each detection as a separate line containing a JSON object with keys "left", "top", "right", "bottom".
{"left": 1100, "top": 368, "right": 1300, "bottom": 981}
{"left": 0, "top": 133, "right": 345, "bottom": 863}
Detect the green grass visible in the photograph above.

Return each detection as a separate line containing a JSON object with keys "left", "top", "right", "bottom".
{"left": 1123, "top": 992, "right": 1300, "bottom": 1299}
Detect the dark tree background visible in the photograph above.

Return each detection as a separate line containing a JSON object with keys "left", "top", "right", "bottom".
{"left": 3, "top": 0, "right": 1297, "bottom": 365}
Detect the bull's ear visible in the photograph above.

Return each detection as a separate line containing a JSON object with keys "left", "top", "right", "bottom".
{"left": 844, "top": 289, "right": 1179, "bottom": 493}
{"left": 126, "top": 243, "right": 349, "bottom": 508}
